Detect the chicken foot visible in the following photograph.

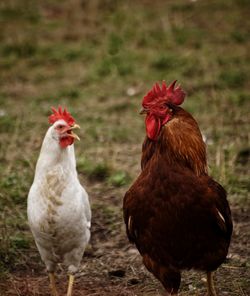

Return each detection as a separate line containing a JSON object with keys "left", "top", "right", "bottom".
{"left": 207, "top": 271, "right": 217, "bottom": 296}
{"left": 49, "top": 273, "right": 58, "bottom": 296}
{"left": 66, "top": 274, "right": 75, "bottom": 296}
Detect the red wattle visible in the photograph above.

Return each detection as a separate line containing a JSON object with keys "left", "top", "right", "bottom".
{"left": 60, "top": 137, "right": 74, "bottom": 148}
{"left": 145, "top": 114, "right": 161, "bottom": 141}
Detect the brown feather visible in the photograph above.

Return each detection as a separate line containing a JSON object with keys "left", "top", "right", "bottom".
{"left": 141, "top": 106, "right": 207, "bottom": 176}
{"left": 123, "top": 105, "right": 232, "bottom": 294}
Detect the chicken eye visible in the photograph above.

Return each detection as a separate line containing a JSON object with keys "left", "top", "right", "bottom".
{"left": 57, "top": 125, "right": 63, "bottom": 130}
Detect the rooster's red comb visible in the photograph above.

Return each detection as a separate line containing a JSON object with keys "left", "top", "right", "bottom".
{"left": 142, "top": 80, "right": 186, "bottom": 108}
{"left": 48, "top": 106, "right": 75, "bottom": 126}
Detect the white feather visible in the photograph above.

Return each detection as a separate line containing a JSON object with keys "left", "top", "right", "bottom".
{"left": 27, "top": 123, "right": 91, "bottom": 274}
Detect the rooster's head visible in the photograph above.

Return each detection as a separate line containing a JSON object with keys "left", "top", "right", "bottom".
{"left": 48, "top": 106, "right": 80, "bottom": 148}
{"left": 141, "top": 80, "right": 186, "bottom": 141}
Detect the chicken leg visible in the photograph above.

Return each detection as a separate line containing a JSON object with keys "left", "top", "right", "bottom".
{"left": 207, "top": 271, "right": 217, "bottom": 296}
{"left": 49, "top": 273, "right": 58, "bottom": 296}
{"left": 66, "top": 274, "right": 75, "bottom": 296}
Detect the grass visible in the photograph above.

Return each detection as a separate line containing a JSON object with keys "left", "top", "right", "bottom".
{"left": 0, "top": 0, "right": 249, "bottom": 295}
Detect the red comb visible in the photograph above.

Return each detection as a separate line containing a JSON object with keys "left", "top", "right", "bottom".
{"left": 48, "top": 106, "right": 75, "bottom": 126}
{"left": 142, "top": 80, "right": 186, "bottom": 108}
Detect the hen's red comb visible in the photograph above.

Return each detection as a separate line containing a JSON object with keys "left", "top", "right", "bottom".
{"left": 48, "top": 106, "right": 75, "bottom": 126}
{"left": 142, "top": 80, "right": 186, "bottom": 108}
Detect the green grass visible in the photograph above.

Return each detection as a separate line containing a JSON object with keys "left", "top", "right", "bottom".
{"left": 0, "top": 0, "right": 249, "bottom": 294}
{"left": 109, "top": 171, "right": 131, "bottom": 187}
{"left": 78, "top": 159, "right": 111, "bottom": 181}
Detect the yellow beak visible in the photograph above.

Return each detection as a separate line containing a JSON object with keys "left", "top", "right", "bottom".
{"left": 68, "top": 124, "right": 80, "bottom": 141}
{"left": 71, "top": 124, "right": 81, "bottom": 130}
{"left": 139, "top": 108, "right": 148, "bottom": 115}
{"left": 68, "top": 132, "right": 80, "bottom": 141}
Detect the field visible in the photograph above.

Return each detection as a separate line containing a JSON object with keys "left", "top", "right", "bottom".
{"left": 0, "top": 0, "right": 249, "bottom": 295}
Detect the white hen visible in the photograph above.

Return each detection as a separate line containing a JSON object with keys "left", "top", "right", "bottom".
{"left": 27, "top": 107, "right": 91, "bottom": 296}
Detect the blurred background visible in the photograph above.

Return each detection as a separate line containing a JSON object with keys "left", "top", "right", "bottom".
{"left": 0, "top": 0, "right": 249, "bottom": 295}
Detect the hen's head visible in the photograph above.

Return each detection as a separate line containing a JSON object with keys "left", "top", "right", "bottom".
{"left": 48, "top": 106, "right": 80, "bottom": 148}
{"left": 141, "top": 80, "right": 186, "bottom": 141}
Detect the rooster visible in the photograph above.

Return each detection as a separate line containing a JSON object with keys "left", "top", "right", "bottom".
{"left": 123, "top": 81, "right": 232, "bottom": 296}
{"left": 27, "top": 107, "right": 91, "bottom": 296}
